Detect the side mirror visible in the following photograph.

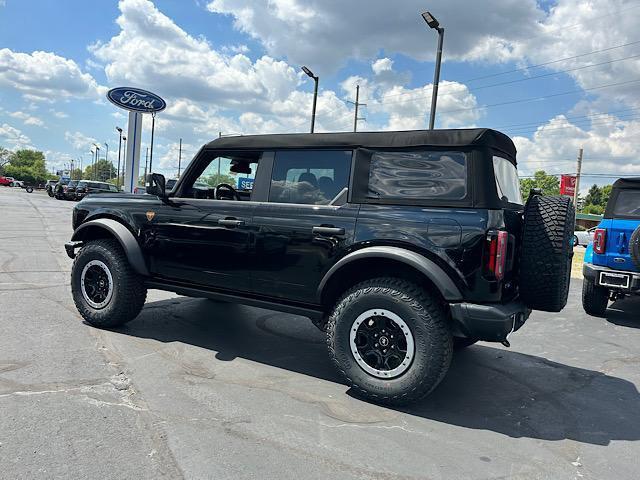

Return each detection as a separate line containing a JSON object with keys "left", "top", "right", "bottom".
{"left": 146, "top": 173, "right": 166, "bottom": 197}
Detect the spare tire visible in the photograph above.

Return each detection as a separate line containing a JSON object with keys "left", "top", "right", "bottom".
{"left": 519, "top": 195, "right": 575, "bottom": 312}
{"left": 631, "top": 226, "right": 640, "bottom": 269}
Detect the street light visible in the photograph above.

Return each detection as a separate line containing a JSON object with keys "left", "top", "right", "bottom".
{"left": 421, "top": 11, "right": 445, "bottom": 130}
{"left": 116, "top": 127, "right": 123, "bottom": 189}
{"left": 104, "top": 142, "right": 110, "bottom": 181}
{"left": 301, "top": 66, "right": 319, "bottom": 133}
{"left": 93, "top": 143, "right": 100, "bottom": 180}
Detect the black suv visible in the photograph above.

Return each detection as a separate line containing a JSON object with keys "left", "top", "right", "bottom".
{"left": 75, "top": 180, "right": 119, "bottom": 200}
{"left": 65, "top": 129, "right": 574, "bottom": 404}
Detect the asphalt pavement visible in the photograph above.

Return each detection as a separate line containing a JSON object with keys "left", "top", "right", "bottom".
{"left": 1, "top": 186, "right": 639, "bottom": 480}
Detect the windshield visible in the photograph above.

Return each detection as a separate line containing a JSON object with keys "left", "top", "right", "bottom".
{"left": 493, "top": 156, "right": 523, "bottom": 205}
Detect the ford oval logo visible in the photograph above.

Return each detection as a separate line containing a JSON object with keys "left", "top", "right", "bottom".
{"left": 107, "top": 87, "right": 166, "bottom": 113}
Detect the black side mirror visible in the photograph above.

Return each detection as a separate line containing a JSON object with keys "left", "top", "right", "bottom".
{"left": 146, "top": 173, "right": 166, "bottom": 197}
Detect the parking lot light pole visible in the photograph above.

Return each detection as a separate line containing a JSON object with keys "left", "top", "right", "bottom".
{"left": 116, "top": 127, "right": 123, "bottom": 188}
{"left": 93, "top": 144, "right": 100, "bottom": 180}
{"left": 104, "top": 143, "right": 109, "bottom": 181}
{"left": 421, "top": 11, "right": 444, "bottom": 130}
{"left": 302, "top": 66, "right": 319, "bottom": 133}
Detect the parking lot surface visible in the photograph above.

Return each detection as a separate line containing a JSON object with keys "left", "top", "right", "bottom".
{"left": 1, "top": 187, "right": 639, "bottom": 480}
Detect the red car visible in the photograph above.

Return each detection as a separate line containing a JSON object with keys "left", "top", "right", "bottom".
{"left": 0, "top": 176, "right": 15, "bottom": 186}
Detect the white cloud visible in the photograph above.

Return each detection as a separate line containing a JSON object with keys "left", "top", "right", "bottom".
{"left": 514, "top": 113, "right": 640, "bottom": 189}
{"left": 0, "top": 123, "right": 33, "bottom": 149}
{"left": 0, "top": 49, "right": 102, "bottom": 102}
{"left": 65, "top": 131, "right": 97, "bottom": 151}
{"left": 9, "top": 111, "right": 45, "bottom": 127}
{"left": 50, "top": 109, "right": 69, "bottom": 119}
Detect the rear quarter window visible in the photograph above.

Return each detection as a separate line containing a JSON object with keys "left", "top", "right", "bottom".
{"left": 367, "top": 150, "right": 467, "bottom": 201}
{"left": 613, "top": 190, "right": 640, "bottom": 217}
{"left": 493, "top": 156, "right": 523, "bottom": 205}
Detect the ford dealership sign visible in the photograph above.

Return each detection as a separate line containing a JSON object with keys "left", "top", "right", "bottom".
{"left": 107, "top": 87, "right": 166, "bottom": 113}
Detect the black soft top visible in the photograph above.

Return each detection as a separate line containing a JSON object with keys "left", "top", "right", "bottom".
{"left": 612, "top": 177, "right": 640, "bottom": 189}
{"left": 206, "top": 128, "right": 516, "bottom": 162}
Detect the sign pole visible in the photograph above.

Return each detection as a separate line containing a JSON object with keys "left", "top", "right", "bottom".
{"left": 123, "top": 111, "right": 143, "bottom": 193}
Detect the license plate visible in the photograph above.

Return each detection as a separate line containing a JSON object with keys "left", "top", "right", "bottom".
{"left": 599, "top": 271, "right": 630, "bottom": 289}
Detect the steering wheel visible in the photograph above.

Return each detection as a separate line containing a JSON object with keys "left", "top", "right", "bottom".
{"left": 215, "top": 183, "right": 240, "bottom": 200}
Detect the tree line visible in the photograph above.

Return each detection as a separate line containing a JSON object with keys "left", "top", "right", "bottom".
{"left": 520, "top": 170, "right": 611, "bottom": 215}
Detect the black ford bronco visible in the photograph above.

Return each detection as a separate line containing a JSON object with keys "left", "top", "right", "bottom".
{"left": 66, "top": 129, "right": 574, "bottom": 405}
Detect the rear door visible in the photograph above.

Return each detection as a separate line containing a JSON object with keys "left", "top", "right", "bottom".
{"left": 604, "top": 189, "right": 640, "bottom": 271}
{"left": 251, "top": 149, "right": 357, "bottom": 303}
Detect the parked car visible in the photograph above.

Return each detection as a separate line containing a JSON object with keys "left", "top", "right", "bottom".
{"left": 63, "top": 180, "right": 79, "bottom": 200}
{"left": 45, "top": 180, "right": 58, "bottom": 197}
{"left": 133, "top": 185, "right": 146, "bottom": 195}
{"left": 573, "top": 227, "right": 596, "bottom": 247}
{"left": 53, "top": 179, "right": 71, "bottom": 199}
{"left": 75, "top": 180, "right": 119, "bottom": 200}
{"left": 65, "top": 128, "right": 575, "bottom": 405}
{"left": 582, "top": 177, "right": 640, "bottom": 315}
{"left": 0, "top": 176, "right": 15, "bottom": 186}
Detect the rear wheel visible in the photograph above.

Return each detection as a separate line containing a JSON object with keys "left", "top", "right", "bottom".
{"left": 71, "top": 239, "right": 147, "bottom": 328}
{"left": 582, "top": 278, "right": 609, "bottom": 316}
{"left": 520, "top": 195, "right": 575, "bottom": 312}
{"left": 327, "top": 278, "right": 452, "bottom": 405}
{"left": 572, "top": 235, "right": 579, "bottom": 247}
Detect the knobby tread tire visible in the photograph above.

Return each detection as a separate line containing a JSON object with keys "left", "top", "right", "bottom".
{"left": 71, "top": 239, "right": 147, "bottom": 328}
{"left": 631, "top": 226, "right": 640, "bottom": 270}
{"left": 582, "top": 278, "right": 609, "bottom": 316}
{"left": 520, "top": 195, "right": 575, "bottom": 312}
{"left": 326, "top": 277, "right": 452, "bottom": 406}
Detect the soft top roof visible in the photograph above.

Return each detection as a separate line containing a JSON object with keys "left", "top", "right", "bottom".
{"left": 612, "top": 177, "right": 640, "bottom": 189}
{"left": 206, "top": 128, "right": 516, "bottom": 161}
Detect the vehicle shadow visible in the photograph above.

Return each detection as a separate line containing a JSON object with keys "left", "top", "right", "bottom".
{"left": 114, "top": 297, "right": 640, "bottom": 446}
{"left": 605, "top": 295, "right": 640, "bottom": 329}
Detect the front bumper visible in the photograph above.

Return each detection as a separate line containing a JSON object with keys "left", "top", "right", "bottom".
{"left": 450, "top": 299, "right": 531, "bottom": 342}
{"left": 64, "top": 241, "right": 83, "bottom": 259}
{"left": 583, "top": 263, "right": 640, "bottom": 292}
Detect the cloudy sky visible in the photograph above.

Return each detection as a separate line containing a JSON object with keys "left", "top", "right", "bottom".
{"left": 0, "top": 0, "right": 639, "bottom": 187}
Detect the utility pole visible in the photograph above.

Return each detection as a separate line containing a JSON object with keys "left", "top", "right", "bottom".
{"left": 149, "top": 113, "right": 156, "bottom": 174}
{"left": 177, "top": 138, "right": 182, "bottom": 178}
{"left": 347, "top": 84, "right": 366, "bottom": 132}
{"left": 574, "top": 147, "right": 583, "bottom": 213}
{"left": 144, "top": 147, "right": 149, "bottom": 180}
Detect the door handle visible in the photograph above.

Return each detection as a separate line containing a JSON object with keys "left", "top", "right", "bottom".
{"left": 218, "top": 218, "right": 245, "bottom": 227}
{"left": 312, "top": 226, "right": 345, "bottom": 236}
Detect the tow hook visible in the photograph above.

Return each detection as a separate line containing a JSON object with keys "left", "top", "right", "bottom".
{"left": 501, "top": 339, "right": 511, "bottom": 348}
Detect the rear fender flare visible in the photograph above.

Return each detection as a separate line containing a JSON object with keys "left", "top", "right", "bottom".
{"left": 71, "top": 218, "right": 149, "bottom": 276}
{"left": 317, "top": 246, "right": 463, "bottom": 303}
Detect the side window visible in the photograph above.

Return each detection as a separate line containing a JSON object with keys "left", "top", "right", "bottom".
{"left": 268, "top": 150, "right": 352, "bottom": 205}
{"left": 367, "top": 150, "right": 467, "bottom": 201}
{"left": 493, "top": 156, "right": 523, "bottom": 204}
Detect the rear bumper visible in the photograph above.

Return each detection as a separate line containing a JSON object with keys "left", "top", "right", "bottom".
{"left": 583, "top": 263, "right": 640, "bottom": 292}
{"left": 450, "top": 299, "right": 531, "bottom": 342}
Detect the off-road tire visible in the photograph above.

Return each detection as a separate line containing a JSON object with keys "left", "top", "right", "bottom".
{"left": 453, "top": 337, "right": 478, "bottom": 349}
{"left": 520, "top": 195, "right": 575, "bottom": 312}
{"left": 582, "top": 278, "right": 609, "bottom": 316}
{"left": 327, "top": 277, "right": 452, "bottom": 406}
{"left": 71, "top": 239, "right": 147, "bottom": 328}
{"left": 631, "top": 226, "right": 640, "bottom": 270}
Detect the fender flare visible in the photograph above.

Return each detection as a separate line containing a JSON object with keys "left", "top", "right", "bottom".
{"left": 71, "top": 218, "right": 149, "bottom": 276}
{"left": 317, "top": 246, "right": 463, "bottom": 302}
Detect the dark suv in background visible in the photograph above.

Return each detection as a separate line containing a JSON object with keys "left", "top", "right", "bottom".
{"left": 65, "top": 129, "right": 574, "bottom": 405}
{"left": 75, "top": 181, "right": 119, "bottom": 200}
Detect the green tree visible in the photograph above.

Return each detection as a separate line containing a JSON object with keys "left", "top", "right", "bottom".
{"left": 520, "top": 170, "right": 560, "bottom": 202}
{"left": 583, "top": 203, "right": 604, "bottom": 215}
{"left": 83, "top": 159, "right": 116, "bottom": 181}
{"left": 203, "top": 173, "right": 236, "bottom": 187}
{"left": 0, "top": 147, "right": 11, "bottom": 175}
{"left": 584, "top": 184, "right": 602, "bottom": 207}
{"left": 4, "top": 149, "right": 49, "bottom": 183}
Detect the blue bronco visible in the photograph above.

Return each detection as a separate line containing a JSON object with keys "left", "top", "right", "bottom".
{"left": 582, "top": 177, "right": 640, "bottom": 315}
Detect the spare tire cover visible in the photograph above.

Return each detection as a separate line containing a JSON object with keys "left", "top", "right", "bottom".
{"left": 519, "top": 195, "right": 575, "bottom": 312}
{"left": 631, "top": 226, "right": 640, "bottom": 269}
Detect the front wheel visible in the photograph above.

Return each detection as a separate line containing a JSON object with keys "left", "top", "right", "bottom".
{"left": 327, "top": 278, "right": 452, "bottom": 405}
{"left": 582, "top": 278, "right": 609, "bottom": 316}
{"left": 572, "top": 235, "right": 579, "bottom": 247}
{"left": 71, "top": 239, "right": 147, "bottom": 328}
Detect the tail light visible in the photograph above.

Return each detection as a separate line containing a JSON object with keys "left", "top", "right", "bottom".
{"left": 486, "top": 230, "right": 508, "bottom": 281}
{"left": 63, "top": 186, "right": 68, "bottom": 192}
{"left": 594, "top": 228, "right": 607, "bottom": 254}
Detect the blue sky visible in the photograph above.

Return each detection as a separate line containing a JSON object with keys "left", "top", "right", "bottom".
{"left": 0, "top": 0, "right": 638, "bottom": 188}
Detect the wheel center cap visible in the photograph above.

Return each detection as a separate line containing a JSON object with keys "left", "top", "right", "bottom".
{"left": 379, "top": 336, "right": 389, "bottom": 347}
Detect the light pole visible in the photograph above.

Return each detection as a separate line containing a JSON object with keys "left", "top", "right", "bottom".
{"left": 104, "top": 143, "right": 109, "bottom": 180}
{"left": 178, "top": 138, "right": 182, "bottom": 178}
{"left": 116, "top": 127, "right": 123, "bottom": 189}
{"left": 93, "top": 144, "right": 100, "bottom": 180}
{"left": 421, "top": 11, "right": 444, "bottom": 130}
{"left": 302, "top": 66, "right": 319, "bottom": 133}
